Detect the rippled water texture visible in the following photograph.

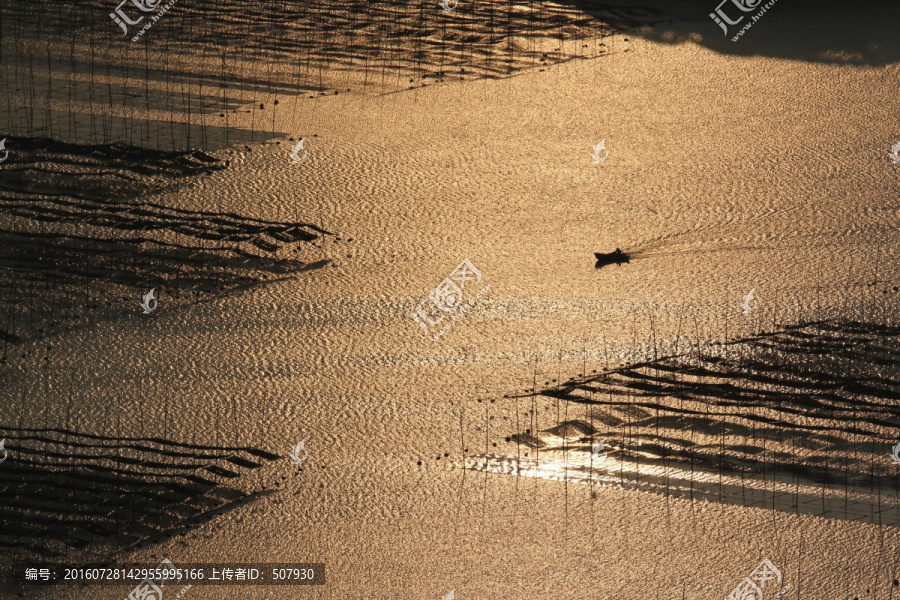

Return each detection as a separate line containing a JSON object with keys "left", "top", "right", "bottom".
{"left": 2, "top": 0, "right": 900, "bottom": 599}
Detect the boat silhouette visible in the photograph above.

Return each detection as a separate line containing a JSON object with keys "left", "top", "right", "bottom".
{"left": 594, "top": 248, "right": 630, "bottom": 268}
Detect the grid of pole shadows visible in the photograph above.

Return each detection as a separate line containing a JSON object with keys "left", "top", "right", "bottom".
{"left": 0, "top": 0, "right": 664, "bottom": 150}
{"left": 469, "top": 319, "right": 900, "bottom": 526}
{"left": 0, "top": 426, "right": 280, "bottom": 561}
{"left": 0, "top": 136, "right": 334, "bottom": 349}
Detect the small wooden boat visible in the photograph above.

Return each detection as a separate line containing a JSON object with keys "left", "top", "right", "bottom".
{"left": 594, "top": 248, "right": 630, "bottom": 268}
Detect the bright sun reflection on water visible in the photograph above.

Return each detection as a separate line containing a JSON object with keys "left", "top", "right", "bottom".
{"left": 462, "top": 447, "right": 900, "bottom": 526}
